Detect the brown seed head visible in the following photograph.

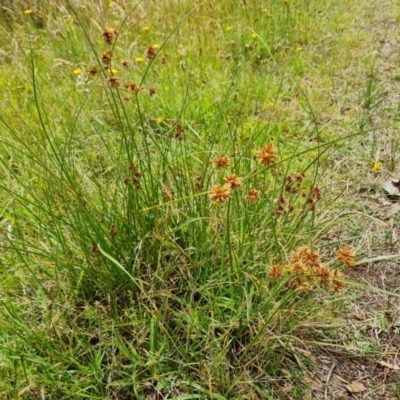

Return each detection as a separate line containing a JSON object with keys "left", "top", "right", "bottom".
{"left": 314, "top": 264, "right": 330, "bottom": 286}
{"left": 102, "top": 28, "right": 117, "bottom": 45}
{"left": 209, "top": 184, "right": 231, "bottom": 203}
{"left": 146, "top": 45, "right": 157, "bottom": 60}
{"left": 162, "top": 185, "right": 175, "bottom": 202}
{"left": 298, "top": 282, "right": 311, "bottom": 293}
{"left": 336, "top": 247, "right": 355, "bottom": 268}
{"left": 291, "top": 261, "right": 306, "bottom": 276}
{"left": 213, "top": 156, "right": 229, "bottom": 169}
{"left": 331, "top": 269, "right": 344, "bottom": 291}
{"left": 268, "top": 264, "right": 283, "bottom": 279}
{"left": 255, "top": 143, "right": 277, "bottom": 166}
{"left": 149, "top": 87, "right": 156, "bottom": 97}
{"left": 107, "top": 76, "right": 120, "bottom": 88}
{"left": 291, "top": 246, "right": 320, "bottom": 266}
{"left": 110, "top": 224, "right": 118, "bottom": 236}
{"left": 124, "top": 82, "right": 140, "bottom": 94}
{"left": 91, "top": 246, "right": 100, "bottom": 254}
{"left": 101, "top": 50, "right": 112, "bottom": 68}
{"left": 244, "top": 189, "right": 259, "bottom": 202}
{"left": 121, "top": 60, "right": 129, "bottom": 67}
{"left": 89, "top": 65, "right": 99, "bottom": 77}
{"left": 225, "top": 174, "right": 241, "bottom": 190}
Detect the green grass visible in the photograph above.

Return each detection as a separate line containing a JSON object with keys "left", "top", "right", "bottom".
{"left": 0, "top": 0, "right": 396, "bottom": 398}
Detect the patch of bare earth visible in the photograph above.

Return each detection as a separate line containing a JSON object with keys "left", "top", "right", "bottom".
{"left": 307, "top": 1, "right": 400, "bottom": 399}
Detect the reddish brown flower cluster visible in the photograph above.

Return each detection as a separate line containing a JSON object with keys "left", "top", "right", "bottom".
{"left": 89, "top": 65, "right": 99, "bottom": 77}
{"left": 107, "top": 76, "right": 120, "bottom": 88}
{"left": 285, "top": 173, "right": 305, "bottom": 195}
{"left": 268, "top": 246, "right": 346, "bottom": 292}
{"left": 275, "top": 194, "right": 297, "bottom": 217}
{"left": 124, "top": 82, "right": 141, "bottom": 94}
{"left": 121, "top": 60, "right": 129, "bottom": 67}
{"left": 269, "top": 264, "right": 283, "bottom": 279}
{"left": 209, "top": 184, "right": 231, "bottom": 203}
{"left": 244, "top": 189, "right": 259, "bottom": 202}
{"left": 123, "top": 164, "right": 142, "bottom": 189}
{"left": 162, "top": 185, "right": 175, "bottom": 202}
{"left": 102, "top": 28, "right": 118, "bottom": 45}
{"left": 255, "top": 143, "right": 277, "bottom": 166}
{"left": 194, "top": 176, "right": 203, "bottom": 191}
{"left": 335, "top": 247, "right": 355, "bottom": 268}
{"left": 331, "top": 270, "right": 344, "bottom": 291}
{"left": 274, "top": 172, "right": 322, "bottom": 217}
{"left": 225, "top": 174, "right": 241, "bottom": 190}
{"left": 110, "top": 224, "right": 118, "bottom": 236}
{"left": 149, "top": 87, "right": 156, "bottom": 97}
{"left": 290, "top": 246, "right": 320, "bottom": 266}
{"left": 213, "top": 156, "right": 230, "bottom": 170}
{"left": 91, "top": 245, "right": 100, "bottom": 254}
{"left": 306, "top": 186, "right": 322, "bottom": 212}
{"left": 146, "top": 45, "right": 157, "bottom": 60}
{"left": 169, "top": 121, "right": 184, "bottom": 140}
{"left": 161, "top": 57, "right": 167, "bottom": 65}
{"left": 101, "top": 50, "right": 112, "bottom": 69}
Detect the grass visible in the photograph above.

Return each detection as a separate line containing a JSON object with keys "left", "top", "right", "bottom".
{"left": 0, "top": 0, "right": 399, "bottom": 398}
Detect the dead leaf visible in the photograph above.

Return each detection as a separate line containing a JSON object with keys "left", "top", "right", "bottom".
{"left": 346, "top": 381, "right": 367, "bottom": 393}
{"left": 378, "top": 361, "right": 400, "bottom": 370}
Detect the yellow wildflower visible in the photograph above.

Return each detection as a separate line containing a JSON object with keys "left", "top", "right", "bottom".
{"left": 226, "top": 26, "right": 232, "bottom": 32}
{"left": 296, "top": 45, "right": 303, "bottom": 52}
{"left": 251, "top": 33, "right": 258, "bottom": 39}
{"left": 142, "top": 26, "right": 150, "bottom": 32}
{"left": 262, "top": 8, "right": 268, "bottom": 13}
{"left": 371, "top": 161, "right": 381, "bottom": 172}
{"left": 157, "top": 117, "right": 163, "bottom": 124}
{"left": 153, "top": 44, "right": 160, "bottom": 49}
{"left": 135, "top": 57, "right": 144, "bottom": 62}
{"left": 24, "top": 9, "right": 33, "bottom": 14}
{"left": 111, "top": 68, "right": 118, "bottom": 74}
{"left": 73, "top": 68, "right": 83, "bottom": 75}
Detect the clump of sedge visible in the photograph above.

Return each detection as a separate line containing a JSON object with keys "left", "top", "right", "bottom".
{"left": 268, "top": 246, "right": 352, "bottom": 292}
